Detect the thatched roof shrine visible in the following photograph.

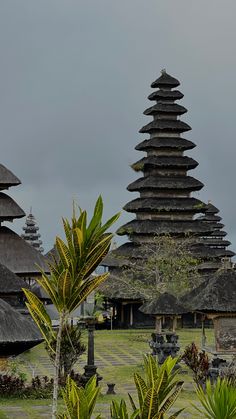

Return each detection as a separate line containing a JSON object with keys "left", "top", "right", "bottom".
{"left": 0, "top": 298, "right": 42, "bottom": 356}
{"left": 139, "top": 293, "right": 187, "bottom": 315}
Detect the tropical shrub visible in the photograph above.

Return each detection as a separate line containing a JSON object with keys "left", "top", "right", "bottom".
{"left": 45, "top": 324, "right": 86, "bottom": 379}
{"left": 182, "top": 342, "right": 209, "bottom": 386}
{"left": 23, "top": 196, "right": 120, "bottom": 418}
{"left": 112, "top": 355, "right": 184, "bottom": 419}
{"left": 194, "top": 378, "right": 236, "bottom": 419}
{"left": 57, "top": 375, "right": 101, "bottom": 419}
{"left": 0, "top": 373, "right": 25, "bottom": 397}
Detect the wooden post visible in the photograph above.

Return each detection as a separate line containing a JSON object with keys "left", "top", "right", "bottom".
{"left": 130, "top": 304, "right": 133, "bottom": 327}
{"left": 172, "top": 316, "right": 177, "bottom": 332}
{"left": 155, "top": 316, "right": 162, "bottom": 333}
{"left": 121, "top": 303, "right": 124, "bottom": 324}
{"left": 201, "top": 315, "right": 206, "bottom": 348}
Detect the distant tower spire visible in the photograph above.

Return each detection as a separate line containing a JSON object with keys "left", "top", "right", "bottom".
{"left": 21, "top": 211, "right": 44, "bottom": 253}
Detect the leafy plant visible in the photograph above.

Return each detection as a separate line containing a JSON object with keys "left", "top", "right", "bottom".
{"left": 45, "top": 324, "right": 86, "bottom": 379}
{"left": 128, "top": 355, "right": 184, "bottom": 418}
{"left": 182, "top": 342, "right": 209, "bottom": 386}
{"left": 193, "top": 378, "right": 236, "bottom": 419}
{"left": 110, "top": 399, "right": 138, "bottom": 419}
{"left": 57, "top": 375, "right": 101, "bottom": 419}
{"left": 23, "top": 196, "right": 120, "bottom": 418}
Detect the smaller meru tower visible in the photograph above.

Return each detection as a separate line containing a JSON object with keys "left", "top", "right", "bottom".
{"left": 102, "top": 70, "right": 234, "bottom": 327}
{"left": 22, "top": 211, "right": 44, "bottom": 253}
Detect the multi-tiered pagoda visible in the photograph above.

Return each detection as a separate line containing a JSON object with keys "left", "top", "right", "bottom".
{"left": 22, "top": 211, "right": 44, "bottom": 253}
{"left": 102, "top": 71, "right": 234, "bottom": 327}
{"left": 0, "top": 164, "right": 48, "bottom": 280}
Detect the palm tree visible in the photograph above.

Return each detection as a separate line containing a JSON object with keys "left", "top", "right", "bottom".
{"left": 23, "top": 196, "right": 120, "bottom": 418}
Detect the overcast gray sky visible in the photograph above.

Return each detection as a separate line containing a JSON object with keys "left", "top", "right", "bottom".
{"left": 0, "top": 0, "right": 236, "bottom": 253}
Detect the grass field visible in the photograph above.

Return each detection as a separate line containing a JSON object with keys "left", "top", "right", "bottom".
{"left": 0, "top": 328, "right": 215, "bottom": 418}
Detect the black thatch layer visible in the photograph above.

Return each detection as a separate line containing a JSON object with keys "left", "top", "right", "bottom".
{"left": 205, "top": 203, "right": 219, "bottom": 214}
{"left": 0, "top": 263, "right": 28, "bottom": 293}
{"left": 140, "top": 119, "right": 191, "bottom": 134}
{"left": 135, "top": 137, "right": 196, "bottom": 151}
{"left": 0, "top": 164, "right": 21, "bottom": 190}
{"left": 198, "top": 214, "right": 222, "bottom": 222}
{"left": 0, "top": 298, "right": 42, "bottom": 356}
{"left": 199, "top": 238, "right": 231, "bottom": 247}
{"left": 190, "top": 245, "right": 235, "bottom": 259}
{"left": 0, "top": 193, "right": 25, "bottom": 220}
{"left": 132, "top": 156, "right": 198, "bottom": 171}
{"left": 127, "top": 176, "right": 204, "bottom": 192}
{"left": 144, "top": 103, "right": 187, "bottom": 116}
{"left": 139, "top": 292, "right": 187, "bottom": 315}
{"left": 117, "top": 219, "right": 217, "bottom": 237}
{"left": 0, "top": 226, "right": 49, "bottom": 276}
{"left": 151, "top": 72, "right": 180, "bottom": 88}
{"left": 148, "top": 90, "right": 184, "bottom": 102}
{"left": 209, "top": 230, "right": 227, "bottom": 237}
{"left": 124, "top": 197, "right": 206, "bottom": 213}
{"left": 185, "top": 270, "right": 236, "bottom": 312}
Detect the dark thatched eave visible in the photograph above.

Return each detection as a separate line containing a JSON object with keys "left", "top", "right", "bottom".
{"left": 139, "top": 119, "right": 191, "bottom": 134}
{"left": 127, "top": 176, "right": 204, "bottom": 192}
{"left": 0, "top": 164, "right": 21, "bottom": 190}
{"left": 0, "top": 298, "right": 43, "bottom": 356}
{"left": 183, "top": 269, "right": 236, "bottom": 312}
{"left": 124, "top": 197, "right": 206, "bottom": 213}
{"left": 0, "top": 226, "right": 49, "bottom": 276}
{"left": 148, "top": 90, "right": 184, "bottom": 102}
{"left": 151, "top": 72, "right": 180, "bottom": 88}
{"left": 117, "top": 220, "right": 218, "bottom": 237}
{"left": 144, "top": 103, "right": 187, "bottom": 116}
{"left": 135, "top": 137, "right": 196, "bottom": 151}
{"left": 0, "top": 263, "right": 29, "bottom": 293}
{"left": 132, "top": 156, "right": 198, "bottom": 171}
{"left": 0, "top": 193, "right": 25, "bottom": 220}
{"left": 139, "top": 292, "right": 188, "bottom": 315}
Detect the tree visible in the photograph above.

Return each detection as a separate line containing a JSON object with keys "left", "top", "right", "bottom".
{"left": 103, "top": 234, "right": 201, "bottom": 300}
{"left": 23, "top": 196, "right": 120, "bottom": 419}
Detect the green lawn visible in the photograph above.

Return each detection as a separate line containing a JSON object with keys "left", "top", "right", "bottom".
{"left": 0, "top": 328, "right": 214, "bottom": 418}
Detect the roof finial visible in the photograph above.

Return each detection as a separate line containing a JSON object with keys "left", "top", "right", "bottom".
{"left": 161, "top": 68, "right": 166, "bottom": 75}
{"left": 30, "top": 206, "right": 32, "bottom": 214}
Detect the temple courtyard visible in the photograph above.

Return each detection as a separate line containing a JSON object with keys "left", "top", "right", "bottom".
{"left": 0, "top": 328, "right": 215, "bottom": 418}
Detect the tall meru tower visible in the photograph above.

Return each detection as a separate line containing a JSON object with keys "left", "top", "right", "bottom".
{"left": 102, "top": 70, "right": 234, "bottom": 327}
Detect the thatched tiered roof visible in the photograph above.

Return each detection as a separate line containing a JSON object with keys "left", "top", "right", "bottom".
{"left": 0, "top": 263, "right": 28, "bottom": 294}
{"left": 0, "top": 298, "right": 42, "bottom": 356}
{"left": 0, "top": 193, "right": 25, "bottom": 221}
{"left": 184, "top": 269, "right": 236, "bottom": 313}
{"left": 102, "top": 70, "right": 234, "bottom": 305}
{"left": 0, "top": 164, "right": 21, "bottom": 190}
{"left": 0, "top": 227, "right": 48, "bottom": 276}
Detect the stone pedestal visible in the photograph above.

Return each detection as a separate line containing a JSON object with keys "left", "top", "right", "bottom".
{"left": 149, "top": 332, "right": 180, "bottom": 364}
